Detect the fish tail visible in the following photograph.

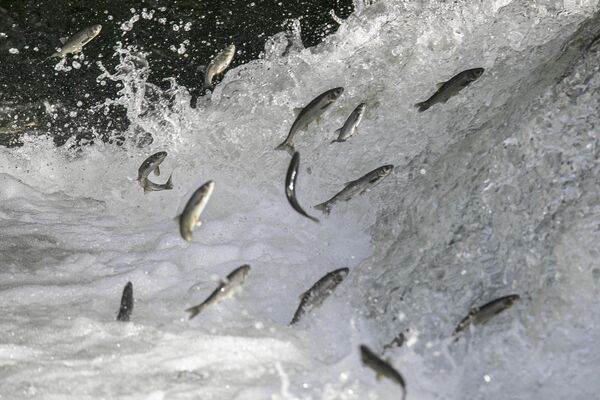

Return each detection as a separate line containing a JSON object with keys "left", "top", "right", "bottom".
{"left": 289, "top": 310, "right": 303, "bottom": 326}
{"left": 116, "top": 281, "right": 133, "bottom": 322}
{"left": 165, "top": 173, "right": 174, "bottom": 190}
{"left": 275, "top": 142, "right": 295, "bottom": 155}
{"left": 314, "top": 202, "right": 331, "bottom": 215}
{"left": 414, "top": 101, "right": 429, "bottom": 112}
{"left": 185, "top": 304, "right": 205, "bottom": 320}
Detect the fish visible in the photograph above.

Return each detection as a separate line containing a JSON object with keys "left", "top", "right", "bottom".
{"left": 137, "top": 151, "right": 173, "bottom": 193}
{"left": 116, "top": 282, "right": 133, "bottom": 322}
{"left": 49, "top": 24, "right": 102, "bottom": 58}
{"left": 275, "top": 87, "right": 344, "bottom": 154}
{"left": 185, "top": 264, "right": 251, "bottom": 320}
{"left": 360, "top": 344, "right": 407, "bottom": 400}
{"left": 177, "top": 180, "right": 215, "bottom": 241}
{"left": 314, "top": 165, "right": 393, "bottom": 215}
{"left": 331, "top": 103, "right": 366, "bottom": 143}
{"left": 290, "top": 267, "right": 349, "bottom": 325}
{"left": 142, "top": 173, "right": 173, "bottom": 193}
{"left": 137, "top": 151, "right": 167, "bottom": 183}
{"left": 204, "top": 44, "right": 236, "bottom": 89}
{"left": 285, "top": 152, "right": 319, "bottom": 223}
{"left": 452, "top": 294, "right": 520, "bottom": 335}
{"left": 414, "top": 68, "right": 484, "bottom": 112}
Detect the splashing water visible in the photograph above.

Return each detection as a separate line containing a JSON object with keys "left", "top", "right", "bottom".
{"left": 1, "top": 1, "right": 600, "bottom": 399}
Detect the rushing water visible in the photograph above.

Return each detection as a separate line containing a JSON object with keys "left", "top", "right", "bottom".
{"left": 1, "top": 1, "right": 600, "bottom": 399}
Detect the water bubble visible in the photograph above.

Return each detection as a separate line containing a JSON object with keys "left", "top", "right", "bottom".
{"left": 8, "top": 48, "right": 19, "bottom": 54}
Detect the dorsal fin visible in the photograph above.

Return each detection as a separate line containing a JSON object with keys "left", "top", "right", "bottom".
{"left": 59, "top": 37, "right": 68, "bottom": 44}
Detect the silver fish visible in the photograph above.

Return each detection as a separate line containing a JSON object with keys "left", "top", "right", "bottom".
{"left": 285, "top": 152, "right": 319, "bottom": 223}
{"left": 50, "top": 24, "right": 102, "bottom": 58}
{"left": 290, "top": 267, "right": 349, "bottom": 325}
{"left": 177, "top": 180, "right": 215, "bottom": 241}
{"left": 331, "top": 103, "right": 365, "bottom": 143}
{"left": 414, "top": 68, "right": 484, "bottom": 112}
{"left": 137, "top": 151, "right": 173, "bottom": 193}
{"left": 360, "top": 345, "right": 407, "bottom": 400}
{"left": 275, "top": 87, "right": 344, "bottom": 154}
{"left": 204, "top": 44, "right": 236, "bottom": 89}
{"left": 314, "top": 165, "right": 393, "bottom": 215}
{"left": 452, "top": 294, "right": 520, "bottom": 335}
{"left": 116, "top": 282, "right": 133, "bottom": 322}
{"left": 137, "top": 151, "right": 167, "bottom": 183}
{"left": 185, "top": 264, "right": 251, "bottom": 320}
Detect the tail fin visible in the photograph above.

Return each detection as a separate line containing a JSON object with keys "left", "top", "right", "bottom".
{"left": 185, "top": 304, "right": 205, "bottom": 320}
{"left": 414, "top": 101, "right": 429, "bottom": 112}
{"left": 117, "top": 282, "right": 133, "bottom": 322}
{"left": 314, "top": 202, "right": 331, "bottom": 215}
{"left": 165, "top": 173, "right": 174, "bottom": 190}
{"left": 275, "top": 142, "right": 295, "bottom": 155}
{"left": 330, "top": 139, "right": 343, "bottom": 144}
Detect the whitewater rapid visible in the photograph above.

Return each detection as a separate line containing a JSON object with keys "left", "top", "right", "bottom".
{"left": 2, "top": 1, "right": 600, "bottom": 399}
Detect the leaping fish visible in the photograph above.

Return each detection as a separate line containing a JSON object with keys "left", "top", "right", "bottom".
{"left": 314, "top": 165, "right": 393, "bottom": 215}
{"left": 290, "top": 267, "right": 349, "bottom": 325}
{"left": 177, "top": 180, "right": 215, "bottom": 241}
{"left": 185, "top": 264, "right": 251, "bottom": 320}
{"left": 275, "top": 87, "right": 344, "bottom": 155}
{"left": 285, "top": 152, "right": 318, "bottom": 223}
{"left": 331, "top": 103, "right": 365, "bottom": 143}
{"left": 137, "top": 151, "right": 173, "bottom": 193}
{"left": 414, "top": 68, "right": 484, "bottom": 112}
{"left": 48, "top": 24, "right": 102, "bottom": 59}
{"left": 360, "top": 344, "right": 407, "bottom": 400}
{"left": 204, "top": 44, "right": 236, "bottom": 89}
{"left": 452, "top": 294, "right": 520, "bottom": 336}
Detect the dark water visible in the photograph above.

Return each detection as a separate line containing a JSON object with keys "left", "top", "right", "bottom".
{"left": 0, "top": 0, "right": 353, "bottom": 146}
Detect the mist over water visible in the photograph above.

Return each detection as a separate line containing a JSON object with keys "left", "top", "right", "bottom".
{"left": 1, "top": 1, "right": 600, "bottom": 399}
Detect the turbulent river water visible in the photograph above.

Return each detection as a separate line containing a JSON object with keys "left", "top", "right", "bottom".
{"left": 1, "top": 1, "right": 600, "bottom": 399}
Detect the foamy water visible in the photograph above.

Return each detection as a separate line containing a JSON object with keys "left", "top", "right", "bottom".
{"left": 1, "top": 1, "right": 600, "bottom": 399}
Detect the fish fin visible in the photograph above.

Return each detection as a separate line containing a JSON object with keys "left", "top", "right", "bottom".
{"left": 185, "top": 305, "right": 204, "bottom": 320}
{"left": 375, "top": 372, "right": 383, "bottom": 381}
{"left": 316, "top": 116, "right": 322, "bottom": 124}
{"left": 195, "top": 219, "right": 203, "bottom": 228}
{"left": 174, "top": 214, "right": 181, "bottom": 224}
{"left": 275, "top": 142, "right": 295, "bottom": 155}
{"left": 333, "top": 128, "right": 341, "bottom": 135}
{"left": 59, "top": 37, "right": 68, "bottom": 44}
{"left": 154, "top": 166, "right": 160, "bottom": 176}
{"left": 293, "top": 107, "right": 303, "bottom": 117}
{"left": 330, "top": 139, "right": 342, "bottom": 144}
{"left": 143, "top": 183, "right": 151, "bottom": 194}
{"left": 314, "top": 202, "right": 331, "bottom": 215}
{"left": 414, "top": 101, "right": 429, "bottom": 112}
{"left": 116, "top": 281, "right": 133, "bottom": 322}
{"left": 165, "top": 173, "right": 174, "bottom": 190}
{"left": 436, "top": 81, "right": 447, "bottom": 88}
